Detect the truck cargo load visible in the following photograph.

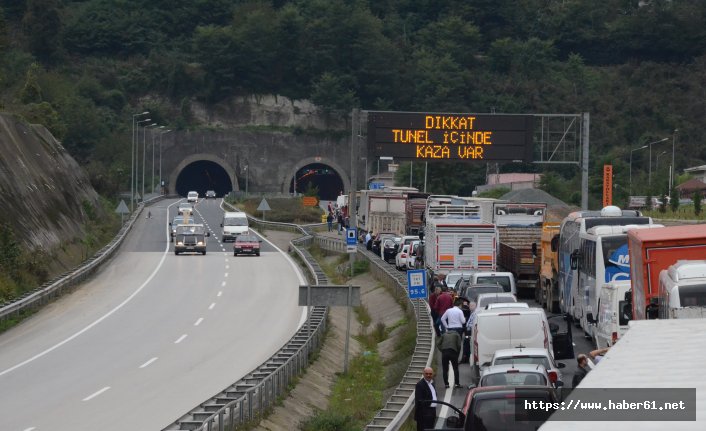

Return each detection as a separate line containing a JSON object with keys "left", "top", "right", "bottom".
{"left": 423, "top": 217, "right": 497, "bottom": 276}
{"left": 627, "top": 224, "right": 706, "bottom": 320}
{"left": 497, "top": 225, "right": 542, "bottom": 299}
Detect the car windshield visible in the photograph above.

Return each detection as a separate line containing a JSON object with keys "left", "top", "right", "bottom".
{"left": 236, "top": 235, "right": 258, "bottom": 243}
{"left": 446, "top": 274, "right": 464, "bottom": 287}
{"left": 176, "top": 225, "right": 205, "bottom": 235}
{"left": 476, "top": 276, "right": 511, "bottom": 292}
{"left": 481, "top": 372, "right": 546, "bottom": 387}
{"left": 494, "top": 356, "right": 552, "bottom": 370}
{"left": 470, "top": 396, "right": 553, "bottom": 430}
{"left": 224, "top": 218, "right": 247, "bottom": 226}
{"left": 479, "top": 296, "right": 516, "bottom": 307}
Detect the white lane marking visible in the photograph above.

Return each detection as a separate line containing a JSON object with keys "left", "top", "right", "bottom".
{"left": 194, "top": 317, "right": 204, "bottom": 326}
{"left": 436, "top": 367, "right": 456, "bottom": 428}
{"left": 225, "top": 265, "right": 229, "bottom": 269}
{"left": 23, "top": 427, "right": 36, "bottom": 431}
{"left": 217, "top": 291, "right": 222, "bottom": 297}
{"left": 221, "top": 281, "right": 226, "bottom": 287}
{"left": 139, "top": 357, "right": 158, "bottom": 369}
{"left": 208, "top": 303, "right": 216, "bottom": 310}
{"left": 224, "top": 272, "right": 229, "bottom": 277}
{"left": 174, "top": 334, "right": 188, "bottom": 344}
{"left": 83, "top": 386, "right": 110, "bottom": 401}
{"left": 225, "top": 258, "right": 229, "bottom": 262}
{"left": 0, "top": 201, "right": 179, "bottom": 378}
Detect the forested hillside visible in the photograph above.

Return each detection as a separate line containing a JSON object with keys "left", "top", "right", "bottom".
{"left": 1, "top": 0, "right": 705, "bottom": 206}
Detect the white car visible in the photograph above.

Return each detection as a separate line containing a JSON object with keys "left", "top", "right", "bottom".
{"left": 490, "top": 347, "right": 565, "bottom": 388}
{"left": 187, "top": 191, "right": 198, "bottom": 203}
{"left": 395, "top": 243, "right": 412, "bottom": 270}
{"left": 405, "top": 240, "right": 421, "bottom": 269}
{"left": 484, "top": 302, "right": 529, "bottom": 310}
{"left": 478, "top": 363, "right": 554, "bottom": 388}
{"left": 475, "top": 292, "right": 518, "bottom": 309}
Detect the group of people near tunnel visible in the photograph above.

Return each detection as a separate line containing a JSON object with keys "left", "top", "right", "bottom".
{"left": 326, "top": 201, "right": 349, "bottom": 233}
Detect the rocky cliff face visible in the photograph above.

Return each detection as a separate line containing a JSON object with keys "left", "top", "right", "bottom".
{"left": 0, "top": 113, "right": 100, "bottom": 251}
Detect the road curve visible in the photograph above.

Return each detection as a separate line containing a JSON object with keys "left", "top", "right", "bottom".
{"left": 0, "top": 198, "right": 306, "bottom": 431}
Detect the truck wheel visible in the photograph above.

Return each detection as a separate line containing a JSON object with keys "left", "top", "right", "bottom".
{"left": 174, "top": 251, "right": 179, "bottom": 256}
{"left": 256, "top": 251, "right": 260, "bottom": 256}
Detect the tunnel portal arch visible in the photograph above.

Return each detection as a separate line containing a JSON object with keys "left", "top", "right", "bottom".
{"left": 169, "top": 154, "right": 237, "bottom": 197}
{"left": 285, "top": 157, "right": 350, "bottom": 201}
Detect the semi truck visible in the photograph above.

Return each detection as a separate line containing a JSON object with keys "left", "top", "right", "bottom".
{"left": 404, "top": 192, "right": 430, "bottom": 235}
{"left": 656, "top": 260, "right": 706, "bottom": 319}
{"left": 539, "top": 319, "right": 706, "bottom": 431}
{"left": 539, "top": 222, "right": 561, "bottom": 312}
{"left": 357, "top": 187, "right": 420, "bottom": 236}
{"left": 627, "top": 223, "right": 706, "bottom": 320}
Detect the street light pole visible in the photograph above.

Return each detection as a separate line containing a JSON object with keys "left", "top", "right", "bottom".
{"left": 143, "top": 123, "right": 157, "bottom": 201}
{"left": 670, "top": 129, "right": 678, "bottom": 197}
{"left": 135, "top": 118, "right": 152, "bottom": 204}
{"left": 629, "top": 144, "right": 648, "bottom": 196}
{"left": 245, "top": 165, "right": 249, "bottom": 197}
{"left": 648, "top": 137, "right": 669, "bottom": 189}
{"left": 152, "top": 126, "right": 164, "bottom": 194}
{"left": 159, "top": 129, "right": 171, "bottom": 195}
{"left": 131, "top": 111, "right": 149, "bottom": 212}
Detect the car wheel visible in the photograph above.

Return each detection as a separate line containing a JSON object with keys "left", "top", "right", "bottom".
{"left": 174, "top": 251, "right": 179, "bottom": 255}
{"left": 202, "top": 251, "right": 206, "bottom": 255}
{"left": 256, "top": 251, "right": 260, "bottom": 256}
{"left": 233, "top": 252, "right": 237, "bottom": 256}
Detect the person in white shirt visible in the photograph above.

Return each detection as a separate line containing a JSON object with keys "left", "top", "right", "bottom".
{"left": 440, "top": 298, "right": 466, "bottom": 335}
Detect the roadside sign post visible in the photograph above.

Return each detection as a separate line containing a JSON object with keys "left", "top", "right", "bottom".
{"left": 407, "top": 269, "right": 428, "bottom": 300}
{"left": 257, "top": 198, "right": 271, "bottom": 221}
{"left": 115, "top": 200, "right": 130, "bottom": 224}
{"left": 299, "top": 285, "right": 361, "bottom": 374}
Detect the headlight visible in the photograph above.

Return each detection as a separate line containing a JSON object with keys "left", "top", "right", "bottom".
{"left": 197, "top": 241, "right": 204, "bottom": 246}
{"left": 176, "top": 241, "right": 183, "bottom": 246}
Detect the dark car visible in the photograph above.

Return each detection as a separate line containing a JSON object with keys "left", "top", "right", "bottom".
{"left": 382, "top": 237, "right": 401, "bottom": 263}
{"left": 462, "top": 385, "right": 559, "bottom": 430}
{"left": 458, "top": 282, "right": 505, "bottom": 303}
{"left": 206, "top": 190, "right": 216, "bottom": 198}
{"left": 233, "top": 234, "right": 262, "bottom": 256}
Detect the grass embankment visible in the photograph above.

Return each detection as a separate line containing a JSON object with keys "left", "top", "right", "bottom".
{"left": 300, "top": 246, "right": 417, "bottom": 431}
{"left": 643, "top": 206, "right": 706, "bottom": 221}
{"left": 226, "top": 196, "right": 324, "bottom": 224}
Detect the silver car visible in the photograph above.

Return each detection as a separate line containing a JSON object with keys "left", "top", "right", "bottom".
{"left": 478, "top": 363, "right": 553, "bottom": 388}
{"left": 490, "top": 347, "right": 566, "bottom": 388}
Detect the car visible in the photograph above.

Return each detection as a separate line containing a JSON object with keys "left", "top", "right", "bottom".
{"left": 445, "top": 270, "right": 474, "bottom": 291}
{"left": 477, "top": 363, "right": 553, "bottom": 388}
{"left": 484, "top": 302, "right": 529, "bottom": 310}
{"left": 382, "top": 237, "right": 401, "bottom": 263}
{"left": 174, "top": 224, "right": 210, "bottom": 255}
{"left": 372, "top": 232, "right": 396, "bottom": 257}
{"left": 187, "top": 191, "right": 198, "bottom": 203}
{"left": 169, "top": 215, "right": 185, "bottom": 242}
{"left": 461, "top": 385, "right": 559, "bottom": 430}
{"left": 406, "top": 240, "right": 422, "bottom": 269}
{"left": 457, "top": 282, "right": 505, "bottom": 303}
{"left": 475, "top": 292, "right": 518, "bottom": 309}
{"left": 233, "top": 234, "right": 262, "bottom": 256}
{"left": 205, "top": 190, "right": 216, "bottom": 199}
{"left": 490, "top": 347, "right": 566, "bottom": 388}
{"left": 395, "top": 243, "right": 412, "bottom": 270}
{"left": 178, "top": 202, "right": 193, "bottom": 215}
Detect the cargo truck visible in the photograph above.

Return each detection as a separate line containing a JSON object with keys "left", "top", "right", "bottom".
{"left": 497, "top": 225, "right": 542, "bottom": 299}
{"left": 656, "top": 260, "right": 706, "bottom": 319}
{"left": 404, "top": 192, "right": 430, "bottom": 235}
{"left": 627, "top": 223, "right": 706, "bottom": 320}
{"left": 357, "top": 187, "right": 419, "bottom": 236}
{"left": 423, "top": 217, "right": 497, "bottom": 277}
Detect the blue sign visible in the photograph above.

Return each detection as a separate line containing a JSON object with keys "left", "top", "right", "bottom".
{"left": 407, "top": 269, "right": 428, "bottom": 299}
{"left": 346, "top": 228, "right": 357, "bottom": 246}
{"left": 369, "top": 182, "right": 384, "bottom": 190}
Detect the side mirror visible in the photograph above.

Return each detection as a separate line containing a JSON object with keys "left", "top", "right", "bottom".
{"left": 259, "top": 240, "right": 263, "bottom": 243}
{"left": 220, "top": 223, "right": 223, "bottom": 227}
{"left": 556, "top": 362, "right": 566, "bottom": 369}
{"left": 206, "top": 232, "right": 211, "bottom": 237}
{"left": 169, "top": 222, "right": 172, "bottom": 226}
{"left": 555, "top": 380, "right": 565, "bottom": 388}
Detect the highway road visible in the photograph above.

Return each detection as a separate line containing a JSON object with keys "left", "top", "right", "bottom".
{"left": 0, "top": 198, "right": 307, "bottom": 431}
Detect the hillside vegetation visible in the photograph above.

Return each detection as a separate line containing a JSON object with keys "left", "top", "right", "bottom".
{"left": 1, "top": 0, "right": 705, "bottom": 208}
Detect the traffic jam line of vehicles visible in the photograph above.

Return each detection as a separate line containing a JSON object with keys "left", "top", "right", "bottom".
{"left": 352, "top": 186, "right": 705, "bottom": 429}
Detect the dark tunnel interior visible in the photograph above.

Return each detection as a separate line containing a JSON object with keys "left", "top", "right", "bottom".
{"left": 289, "top": 163, "right": 344, "bottom": 201}
{"left": 175, "top": 161, "right": 232, "bottom": 197}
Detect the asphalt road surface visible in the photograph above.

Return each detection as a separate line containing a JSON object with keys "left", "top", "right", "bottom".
{"left": 0, "top": 198, "right": 307, "bottom": 431}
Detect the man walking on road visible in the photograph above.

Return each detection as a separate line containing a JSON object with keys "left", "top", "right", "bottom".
{"left": 414, "top": 367, "right": 438, "bottom": 431}
{"left": 437, "top": 330, "right": 462, "bottom": 389}
{"left": 440, "top": 298, "right": 466, "bottom": 335}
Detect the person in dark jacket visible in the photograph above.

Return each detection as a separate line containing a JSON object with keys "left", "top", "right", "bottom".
{"left": 437, "top": 330, "right": 463, "bottom": 388}
{"left": 414, "top": 367, "right": 438, "bottom": 431}
{"left": 572, "top": 354, "right": 590, "bottom": 387}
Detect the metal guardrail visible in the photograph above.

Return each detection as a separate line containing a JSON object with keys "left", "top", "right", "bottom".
{"left": 0, "top": 197, "right": 163, "bottom": 324}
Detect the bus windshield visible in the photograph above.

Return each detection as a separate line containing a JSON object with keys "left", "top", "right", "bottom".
{"left": 602, "top": 236, "right": 630, "bottom": 282}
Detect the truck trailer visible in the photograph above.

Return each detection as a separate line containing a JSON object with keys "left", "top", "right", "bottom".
{"left": 627, "top": 224, "right": 706, "bottom": 320}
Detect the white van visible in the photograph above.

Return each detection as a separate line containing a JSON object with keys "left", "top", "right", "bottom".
{"left": 187, "top": 191, "right": 199, "bottom": 203}
{"left": 594, "top": 281, "right": 631, "bottom": 349}
{"left": 221, "top": 211, "right": 249, "bottom": 242}
{"left": 471, "top": 271, "right": 516, "bottom": 296}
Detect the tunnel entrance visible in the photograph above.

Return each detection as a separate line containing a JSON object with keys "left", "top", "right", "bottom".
{"left": 175, "top": 160, "right": 232, "bottom": 197}
{"left": 289, "top": 163, "right": 344, "bottom": 201}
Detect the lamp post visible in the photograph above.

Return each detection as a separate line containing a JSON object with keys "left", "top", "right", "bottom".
{"left": 131, "top": 111, "right": 149, "bottom": 212}
{"left": 159, "top": 129, "right": 171, "bottom": 194}
{"left": 134, "top": 118, "right": 152, "bottom": 205}
{"left": 670, "top": 129, "right": 678, "bottom": 197}
{"left": 629, "top": 144, "right": 647, "bottom": 196}
{"left": 142, "top": 122, "right": 157, "bottom": 201}
{"left": 152, "top": 126, "right": 165, "bottom": 194}
{"left": 656, "top": 151, "right": 668, "bottom": 196}
{"left": 245, "top": 164, "right": 249, "bottom": 197}
{"left": 648, "top": 137, "right": 669, "bottom": 188}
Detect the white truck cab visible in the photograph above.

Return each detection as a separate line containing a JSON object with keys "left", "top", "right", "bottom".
{"left": 658, "top": 260, "right": 706, "bottom": 319}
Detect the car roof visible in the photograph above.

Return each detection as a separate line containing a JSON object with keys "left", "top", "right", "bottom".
{"left": 463, "top": 384, "right": 556, "bottom": 411}
{"left": 493, "top": 347, "right": 552, "bottom": 358}
{"left": 476, "top": 292, "right": 515, "bottom": 299}
{"left": 485, "top": 303, "right": 529, "bottom": 310}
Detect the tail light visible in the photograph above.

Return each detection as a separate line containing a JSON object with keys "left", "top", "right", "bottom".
{"left": 611, "top": 332, "right": 618, "bottom": 344}
{"left": 548, "top": 371, "right": 558, "bottom": 384}
{"left": 401, "top": 253, "right": 407, "bottom": 258}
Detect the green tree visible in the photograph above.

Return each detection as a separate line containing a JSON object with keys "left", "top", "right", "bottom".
{"left": 694, "top": 191, "right": 702, "bottom": 216}
{"left": 670, "top": 187, "right": 680, "bottom": 212}
{"left": 659, "top": 192, "right": 668, "bottom": 213}
{"left": 22, "top": 0, "right": 61, "bottom": 63}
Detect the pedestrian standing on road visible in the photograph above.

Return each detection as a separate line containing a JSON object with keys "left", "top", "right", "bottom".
{"left": 326, "top": 212, "right": 333, "bottom": 232}
{"left": 460, "top": 300, "right": 476, "bottom": 364}
{"left": 434, "top": 287, "right": 454, "bottom": 333}
{"left": 572, "top": 354, "right": 591, "bottom": 387}
{"left": 437, "top": 329, "right": 463, "bottom": 388}
{"left": 414, "top": 367, "right": 438, "bottom": 431}
{"left": 337, "top": 211, "right": 344, "bottom": 234}
{"left": 429, "top": 286, "right": 442, "bottom": 337}
{"left": 440, "top": 298, "right": 466, "bottom": 335}
{"left": 365, "top": 231, "right": 372, "bottom": 250}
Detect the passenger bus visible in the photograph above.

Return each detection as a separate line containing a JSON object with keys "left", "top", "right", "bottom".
{"left": 556, "top": 206, "right": 650, "bottom": 323}
{"left": 573, "top": 224, "right": 662, "bottom": 339}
